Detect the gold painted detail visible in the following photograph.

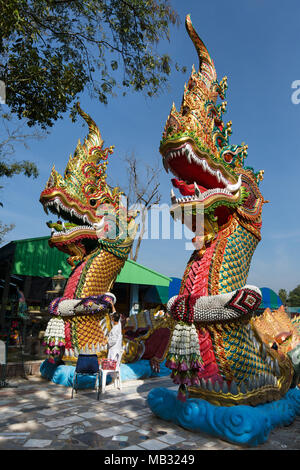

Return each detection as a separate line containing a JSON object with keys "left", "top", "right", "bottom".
{"left": 80, "top": 250, "right": 125, "bottom": 297}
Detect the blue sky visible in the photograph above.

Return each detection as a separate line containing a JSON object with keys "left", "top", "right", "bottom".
{"left": 1, "top": 0, "right": 300, "bottom": 294}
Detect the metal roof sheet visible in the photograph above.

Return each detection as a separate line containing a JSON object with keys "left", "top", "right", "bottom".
{"left": 1, "top": 236, "right": 171, "bottom": 287}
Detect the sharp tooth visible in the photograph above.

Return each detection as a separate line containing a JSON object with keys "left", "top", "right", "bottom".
{"left": 255, "top": 376, "right": 260, "bottom": 389}
{"left": 171, "top": 189, "right": 176, "bottom": 203}
{"left": 265, "top": 373, "right": 272, "bottom": 385}
{"left": 200, "top": 378, "right": 207, "bottom": 389}
{"left": 259, "top": 375, "right": 265, "bottom": 387}
{"left": 207, "top": 379, "right": 213, "bottom": 391}
{"left": 194, "top": 182, "right": 200, "bottom": 197}
{"left": 274, "top": 359, "right": 280, "bottom": 376}
{"left": 261, "top": 343, "right": 267, "bottom": 358}
{"left": 185, "top": 146, "right": 192, "bottom": 162}
{"left": 163, "top": 159, "right": 169, "bottom": 173}
{"left": 230, "top": 380, "right": 238, "bottom": 395}
{"left": 246, "top": 377, "right": 254, "bottom": 391}
{"left": 194, "top": 182, "right": 204, "bottom": 201}
{"left": 221, "top": 381, "right": 228, "bottom": 394}
{"left": 213, "top": 381, "right": 221, "bottom": 393}
{"left": 269, "top": 375, "right": 274, "bottom": 386}
{"left": 226, "top": 175, "right": 242, "bottom": 193}
{"left": 216, "top": 170, "right": 222, "bottom": 182}
{"left": 240, "top": 382, "right": 247, "bottom": 394}
{"left": 43, "top": 206, "right": 49, "bottom": 215}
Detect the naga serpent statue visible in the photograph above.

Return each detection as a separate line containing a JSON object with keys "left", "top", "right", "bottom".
{"left": 40, "top": 104, "right": 173, "bottom": 368}
{"left": 147, "top": 15, "right": 300, "bottom": 445}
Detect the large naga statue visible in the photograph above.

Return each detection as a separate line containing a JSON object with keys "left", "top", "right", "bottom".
{"left": 40, "top": 104, "right": 172, "bottom": 367}
{"left": 148, "top": 15, "right": 300, "bottom": 445}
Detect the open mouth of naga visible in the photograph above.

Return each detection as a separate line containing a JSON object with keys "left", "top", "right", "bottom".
{"left": 40, "top": 193, "right": 103, "bottom": 258}
{"left": 163, "top": 142, "right": 243, "bottom": 229}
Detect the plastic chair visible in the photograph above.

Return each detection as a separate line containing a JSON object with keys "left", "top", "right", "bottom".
{"left": 99, "top": 351, "right": 123, "bottom": 395}
{"left": 71, "top": 354, "right": 100, "bottom": 399}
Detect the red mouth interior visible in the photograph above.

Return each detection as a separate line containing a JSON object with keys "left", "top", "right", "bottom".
{"left": 169, "top": 155, "right": 226, "bottom": 195}
{"left": 172, "top": 178, "right": 207, "bottom": 195}
{"left": 168, "top": 153, "right": 233, "bottom": 228}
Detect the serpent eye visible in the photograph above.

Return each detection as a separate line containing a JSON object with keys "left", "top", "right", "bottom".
{"left": 90, "top": 199, "right": 97, "bottom": 207}
{"left": 223, "top": 153, "right": 233, "bottom": 164}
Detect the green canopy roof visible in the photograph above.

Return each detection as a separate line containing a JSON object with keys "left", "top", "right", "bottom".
{"left": 116, "top": 259, "right": 170, "bottom": 286}
{"left": 0, "top": 236, "right": 171, "bottom": 287}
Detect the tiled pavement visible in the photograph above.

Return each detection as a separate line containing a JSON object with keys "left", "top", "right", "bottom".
{"left": 0, "top": 374, "right": 299, "bottom": 451}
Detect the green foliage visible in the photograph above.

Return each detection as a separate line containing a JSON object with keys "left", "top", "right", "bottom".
{"left": 0, "top": 160, "right": 38, "bottom": 178}
{"left": 0, "top": 0, "right": 181, "bottom": 128}
{"left": 278, "top": 288, "right": 287, "bottom": 305}
{"left": 288, "top": 285, "right": 300, "bottom": 307}
{"left": 0, "top": 221, "right": 15, "bottom": 245}
{"left": 0, "top": 111, "right": 40, "bottom": 207}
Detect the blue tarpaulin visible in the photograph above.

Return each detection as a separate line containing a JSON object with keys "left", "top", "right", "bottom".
{"left": 168, "top": 277, "right": 181, "bottom": 298}
{"left": 259, "top": 287, "right": 283, "bottom": 310}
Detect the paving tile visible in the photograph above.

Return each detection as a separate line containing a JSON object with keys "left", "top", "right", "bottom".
{"left": 203, "top": 441, "right": 217, "bottom": 448}
{"left": 137, "top": 429, "right": 151, "bottom": 436}
{"left": 96, "top": 424, "right": 137, "bottom": 438}
{"left": 138, "top": 438, "right": 170, "bottom": 450}
{"left": 43, "top": 415, "right": 84, "bottom": 428}
{"left": 123, "top": 444, "right": 143, "bottom": 450}
{"left": 23, "top": 439, "right": 52, "bottom": 448}
{"left": 57, "top": 428, "right": 73, "bottom": 440}
{"left": 97, "top": 411, "right": 131, "bottom": 423}
{"left": 112, "top": 435, "right": 129, "bottom": 442}
{"left": 158, "top": 433, "right": 186, "bottom": 445}
{"left": 37, "top": 408, "right": 61, "bottom": 416}
{"left": 77, "top": 411, "right": 98, "bottom": 419}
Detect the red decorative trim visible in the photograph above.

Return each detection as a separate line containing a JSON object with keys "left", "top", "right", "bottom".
{"left": 64, "top": 260, "right": 87, "bottom": 298}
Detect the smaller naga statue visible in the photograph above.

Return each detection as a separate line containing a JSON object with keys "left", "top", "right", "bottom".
{"left": 40, "top": 104, "right": 173, "bottom": 369}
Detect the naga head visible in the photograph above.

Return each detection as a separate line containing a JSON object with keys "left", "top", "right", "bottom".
{"left": 40, "top": 104, "right": 137, "bottom": 265}
{"left": 160, "top": 15, "right": 267, "bottom": 246}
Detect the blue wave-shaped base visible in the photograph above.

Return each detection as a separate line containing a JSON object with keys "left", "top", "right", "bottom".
{"left": 40, "top": 359, "right": 170, "bottom": 388}
{"left": 147, "top": 387, "right": 300, "bottom": 446}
